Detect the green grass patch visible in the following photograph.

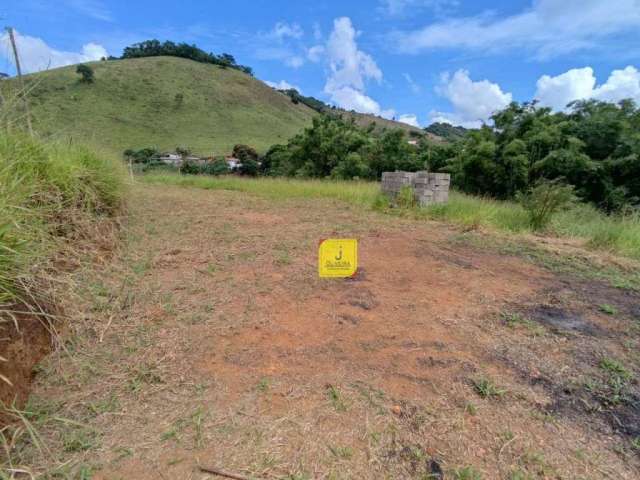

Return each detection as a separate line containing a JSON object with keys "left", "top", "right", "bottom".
{"left": 7, "top": 56, "right": 316, "bottom": 156}
{"left": 453, "top": 232, "right": 640, "bottom": 291}
{"left": 142, "top": 173, "right": 379, "bottom": 207}
{"left": 142, "top": 173, "right": 640, "bottom": 262}
{"left": 0, "top": 132, "right": 125, "bottom": 308}
{"left": 599, "top": 304, "right": 618, "bottom": 315}
{"left": 472, "top": 377, "right": 506, "bottom": 399}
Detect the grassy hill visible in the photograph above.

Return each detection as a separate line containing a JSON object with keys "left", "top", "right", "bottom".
{"left": 6, "top": 55, "right": 442, "bottom": 157}
{"left": 15, "top": 56, "right": 317, "bottom": 156}
{"left": 341, "top": 111, "right": 444, "bottom": 143}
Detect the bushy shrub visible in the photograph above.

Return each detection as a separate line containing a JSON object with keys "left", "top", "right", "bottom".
{"left": 518, "top": 179, "right": 576, "bottom": 231}
{"left": 232, "top": 144, "right": 259, "bottom": 176}
{"left": 76, "top": 64, "right": 94, "bottom": 83}
{"left": 371, "top": 193, "right": 391, "bottom": 211}
{"left": 180, "top": 158, "right": 229, "bottom": 176}
{"left": 232, "top": 144, "right": 258, "bottom": 162}
{"left": 238, "top": 158, "right": 258, "bottom": 176}
{"left": 179, "top": 160, "right": 201, "bottom": 175}
{"left": 124, "top": 147, "right": 159, "bottom": 164}
{"left": 202, "top": 158, "right": 230, "bottom": 175}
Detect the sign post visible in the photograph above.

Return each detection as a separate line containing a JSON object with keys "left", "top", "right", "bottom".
{"left": 318, "top": 239, "right": 358, "bottom": 278}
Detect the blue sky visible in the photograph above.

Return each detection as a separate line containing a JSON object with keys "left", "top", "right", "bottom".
{"left": 2, "top": 0, "right": 640, "bottom": 127}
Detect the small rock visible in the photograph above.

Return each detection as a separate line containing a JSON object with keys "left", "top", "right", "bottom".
{"left": 428, "top": 459, "right": 444, "bottom": 480}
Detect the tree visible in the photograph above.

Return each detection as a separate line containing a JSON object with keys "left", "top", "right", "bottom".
{"left": 124, "top": 147, "right": 159, "bottom": 164}
{"left": 232, "top": 144, "right": 259, "bottom": 163}
{"left": 331, "top": 152, "right": 370, "bottom": 179}
{"left": 232, "top": 144, "right": 259, "bottom": 176}
{"left": 119, "top": 40, "right": 254, "bottom": 76}
{"left": 175, "top": 146, "right": 191, "bottom": 158}
{"left": 440, "top": 98, "right": 640, "bottom": 210}
{"left": 76, "top": 64, "right": 94, "bottom": 83}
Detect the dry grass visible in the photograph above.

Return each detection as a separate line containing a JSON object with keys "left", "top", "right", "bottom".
{"left": 4, "top": 184, "right": 638, "bottom": 479}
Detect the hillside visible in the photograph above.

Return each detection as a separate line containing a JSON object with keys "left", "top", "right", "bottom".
{"left": 424, "top": 122, "right": 468, "bottom": 141}
{"left": 14, "top": 56, "right": 317, "bottom": 156}
{"left": 275, "top": 88, "right": 443, "bottom": 141}
{"left": 338, "top": 110, "right": 423, "bottom": 134}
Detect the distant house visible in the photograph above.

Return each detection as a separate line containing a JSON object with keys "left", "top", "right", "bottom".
{"left": 225, "top": 157, "right": 241, "bottom": 170}
{"left": 407, "top": 139, "right": 419, "bottom": 146}
{"left": 159, "top": 153, "right": 182, "bottom": 166}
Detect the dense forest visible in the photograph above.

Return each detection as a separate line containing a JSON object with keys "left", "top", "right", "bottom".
{"left": 115, "top": 40, "right": 253, "bottom": 75}
{"left": 261, "top": 99, "right": 640, "bottom": 211}
{"left": 449, "top": 99, "right": 640, "bottom": 211}
{"left": 261, "top": 115, "right": 455, "bottom": 180}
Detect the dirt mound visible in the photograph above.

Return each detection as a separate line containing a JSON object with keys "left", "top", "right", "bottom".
{"left": 0, "top": 309, "right": 52, "bottom": 414}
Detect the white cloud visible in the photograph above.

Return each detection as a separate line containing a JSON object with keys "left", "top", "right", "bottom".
{"left": 255, "top": 22, "right": 306, "bottom": 68}
{"left": 272, "top": 22, "right": 304, "bottom": 40}
{"left": 307, "top": 45, "right": 325, "bottom": 63}
{"left": 593, "top": 66, "right": 640, "bottom": 102}
{"left": 398, "top": 114, "right": 420, "bottom": 127}
{"left": 0, "top": 30, "right": 107, "bottom": 74}
{"left": 535, "top": 68, "right": 596, "bottom": 110}
{"left": 392, "top": 0, "right": 640, "bottom": 58}
{"left": 535, "top": 65, "right": 640, "bottom": 110}
{"left": 429, "top": 70, "right": 512, "bottom": 128}
{"left": 264, "top": 80, "right": 302, "bottom": 93}
{"left": 403, "top": 73, "right": 421, "bottom": 94}
{"left": 322, "top": 17, "right": 394, "bottom": 117}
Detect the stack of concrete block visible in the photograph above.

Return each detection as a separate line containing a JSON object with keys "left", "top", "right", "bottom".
{"left": 381, "top": 170, "right": 451, "bottom": 206}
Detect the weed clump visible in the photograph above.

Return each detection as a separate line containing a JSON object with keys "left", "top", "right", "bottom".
{"left": 472, "top": 377, "right": 506, "bottom": 399}
{"left": 396, "top": 185, "right": 417, "bottom": 209}
{"left": 518, "top": 179, "right": 575, "bottom": 231}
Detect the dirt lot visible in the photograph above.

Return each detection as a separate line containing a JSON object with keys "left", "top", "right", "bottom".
{"left": 7, "top": 184, "right": 640, "bottom": 479}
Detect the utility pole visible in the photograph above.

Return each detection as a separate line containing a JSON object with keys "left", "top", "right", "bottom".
{"left": 6, "top": 27, "right": 33, "bottom": 136}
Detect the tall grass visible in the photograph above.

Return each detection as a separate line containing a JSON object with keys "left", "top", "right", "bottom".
{"left": 142, "top": 172, "right": 640, "bottom": 260}
{"left": 0, "top": 133, "right": 126, "bottom": 308}
{"left": 141, "top": 172, "right": 379, "bottom": 206}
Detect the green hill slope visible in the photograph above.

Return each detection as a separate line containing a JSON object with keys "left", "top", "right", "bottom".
{"left": 19, "top": 56, "right": 317, "bottom": 156}
{"left": 7, "top": 55, "right": 442, "bottom": 157}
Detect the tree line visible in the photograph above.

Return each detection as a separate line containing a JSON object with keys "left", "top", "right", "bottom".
{"left": 114, "top": 40, "right": 253, "bottom": 76}
{"left": 126, "top": 96, "right": 639, "bottom": 212}
{"left": 260, "top": 99, "right": 640, "bottom": 212}
{"left": 448, "top": 99, "right": 640, "bottom": 211}
{"left": 261, "top": 115, "right": 455, "bottom": 180}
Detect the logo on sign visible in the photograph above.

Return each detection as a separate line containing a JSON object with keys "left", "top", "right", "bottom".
{"left": 318, "top": 239, "right": 358, "bottom": 278}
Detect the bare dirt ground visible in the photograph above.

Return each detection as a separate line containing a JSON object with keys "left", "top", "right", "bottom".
{"left": 9, "top": 184, "right": 640, "bottom": 479}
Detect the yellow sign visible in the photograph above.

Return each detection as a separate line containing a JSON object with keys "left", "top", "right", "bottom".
{"left": 318, "top": 239, "right": 358, "bottom": 278}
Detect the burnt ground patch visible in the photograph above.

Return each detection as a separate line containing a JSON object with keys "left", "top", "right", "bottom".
{"left": 555, "top": 274, "right": 640, "bottom": 319}
{"left": 527, "top": 304, "right": 606, "bottom": 336}
{"left": 494, "top": 272, "right": 640, "bottom": 451}
{"left": 546, "top": 375, "right": 640, "bottom": 440}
